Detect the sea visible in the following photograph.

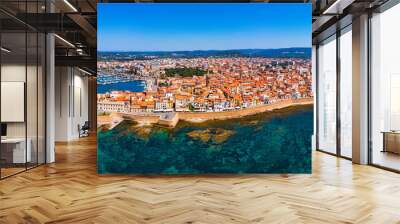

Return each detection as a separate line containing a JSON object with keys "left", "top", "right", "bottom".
{"left": 97, "top": 80, "right": 146, "bottom": 94}
{"left": 97, "top": 104, "right": 313, "bottom": 174}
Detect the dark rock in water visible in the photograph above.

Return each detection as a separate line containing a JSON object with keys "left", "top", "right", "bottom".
{"left": 187, "top": 128, "right": 235, "bottom": 143}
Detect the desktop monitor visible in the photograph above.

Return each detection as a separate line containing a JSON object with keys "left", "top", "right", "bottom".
{"left": 1, "top": 123, "right": 7, "bottom": 137}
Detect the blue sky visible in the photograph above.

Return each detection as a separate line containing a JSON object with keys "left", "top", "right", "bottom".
{"left": 98, "top": 3, "right": 311, "bottom": 52}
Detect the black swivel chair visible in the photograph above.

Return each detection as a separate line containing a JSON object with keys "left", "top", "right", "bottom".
{"left": 79, "top": 121, "right": 90, "bottom": 138}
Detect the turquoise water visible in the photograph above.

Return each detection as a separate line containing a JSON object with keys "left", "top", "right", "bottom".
{"left": 97, "top": 105, "right": 313, "bottom": 174}
{"left": 97, "top": 80, "right": 145, "bottom": 94}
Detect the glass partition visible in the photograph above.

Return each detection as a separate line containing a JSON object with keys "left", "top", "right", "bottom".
{"left": 370, "top": 3, "right": 400, "bottom": 171}
{"left": 27, "top": 31, "right": 38, "bottom": 169}
{"left": 0, "top": 1, "right": 46, "bottom": 179}
{"left": 317, "top": 35, "right": 337, "bottom": 154}
{"left": 1, "top": 31, "right": 28, "bottom": 177}
{"left": 339, "top": 26, "right": 352, "bottom": 158}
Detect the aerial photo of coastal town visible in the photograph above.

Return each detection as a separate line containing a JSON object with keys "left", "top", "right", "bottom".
{"left": 97, "top": 51, "right": 312, "bottom": 124}
{"left": 97, "top": 3, "right": 313, "bottom": 174}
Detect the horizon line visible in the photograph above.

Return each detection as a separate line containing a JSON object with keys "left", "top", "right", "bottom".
{"left": 98, "top": 47, "right": 311, "bottom": 53}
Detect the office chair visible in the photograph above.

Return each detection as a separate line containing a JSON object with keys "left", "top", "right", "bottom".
{"left": 79, "top": 121, "right": 90, "bottom": 138}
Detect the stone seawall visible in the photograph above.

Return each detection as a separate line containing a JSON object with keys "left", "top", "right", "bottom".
{"left": 99, "top": 98, "right": 314, "bottom": 128}
{"left": 178, "top": 98, "right": 313, "bottom": 123}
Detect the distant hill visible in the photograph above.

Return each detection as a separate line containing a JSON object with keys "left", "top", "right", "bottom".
{"left": 98, "top": 48, "right": 311, "bottom": 61}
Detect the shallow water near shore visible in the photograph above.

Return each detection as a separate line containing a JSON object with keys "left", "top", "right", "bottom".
{"left": 97, "top": 104, "right": 313, "bottom": 174}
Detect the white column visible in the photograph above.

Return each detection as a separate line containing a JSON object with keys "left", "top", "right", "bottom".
{"left": 46, "top": 33, "right": 55, "bottom": 163}
{"left": 352, "top": 14, "right": 369, "bottom": 164}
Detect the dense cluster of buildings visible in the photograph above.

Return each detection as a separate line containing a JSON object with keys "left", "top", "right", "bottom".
{"left": 97, "top": 57, "right": 312, "bottom": 113}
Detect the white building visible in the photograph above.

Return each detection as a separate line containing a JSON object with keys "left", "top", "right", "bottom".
{"left": 97, "top": 101, "right": 130, "bottom": 113}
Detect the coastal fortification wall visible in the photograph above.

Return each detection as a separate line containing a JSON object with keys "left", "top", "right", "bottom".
{"left": 178, "top": 98, "right": 313, "bottom": 123}
{"left": 99, "top": 98, "right": 313, "bottom": 128}
{"left": 122, "top": 114, "right": 160, "bottom": 126}
{"left": 158, "top": 113, "right": 180, "bottom": 127}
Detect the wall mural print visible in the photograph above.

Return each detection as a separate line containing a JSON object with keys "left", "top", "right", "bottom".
{"left": 97, "top": 3, "right": 313, "bottom": 174}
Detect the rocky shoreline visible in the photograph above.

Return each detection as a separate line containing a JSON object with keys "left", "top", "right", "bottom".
{"left": 98, "top": 98, "right": 313, "bottom": 129}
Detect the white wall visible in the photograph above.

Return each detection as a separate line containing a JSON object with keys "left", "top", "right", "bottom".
{"left": 73, "top": 73, "right": 89, "bottom": 138}
{"left": 1, "top": 63, "right": 46, "bottom": 164}
{"left": 54, "top": 67, "right": 89, "bottom": 141}
{"left": 1, "top": 64, "right": 26, "bottom": 138}
{"left": 55, "top": 66, "right": 70, "bottom": 141}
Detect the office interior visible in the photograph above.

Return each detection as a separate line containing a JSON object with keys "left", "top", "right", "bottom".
{"left": 0, "top": 0, "right": 399, "bottom": 223}
{"left": 0, "top": 0, "right": 97, "bottom": 179}
{"left": 313, "top": 0, "right": 400, "bottom": 172}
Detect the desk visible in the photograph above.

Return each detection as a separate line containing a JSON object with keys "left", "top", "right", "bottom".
{"left": 1, "top": 138, "right": 31, "bottom": 163}
{"left": 382, "top": 131, "right": 400, "bottom": 154}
